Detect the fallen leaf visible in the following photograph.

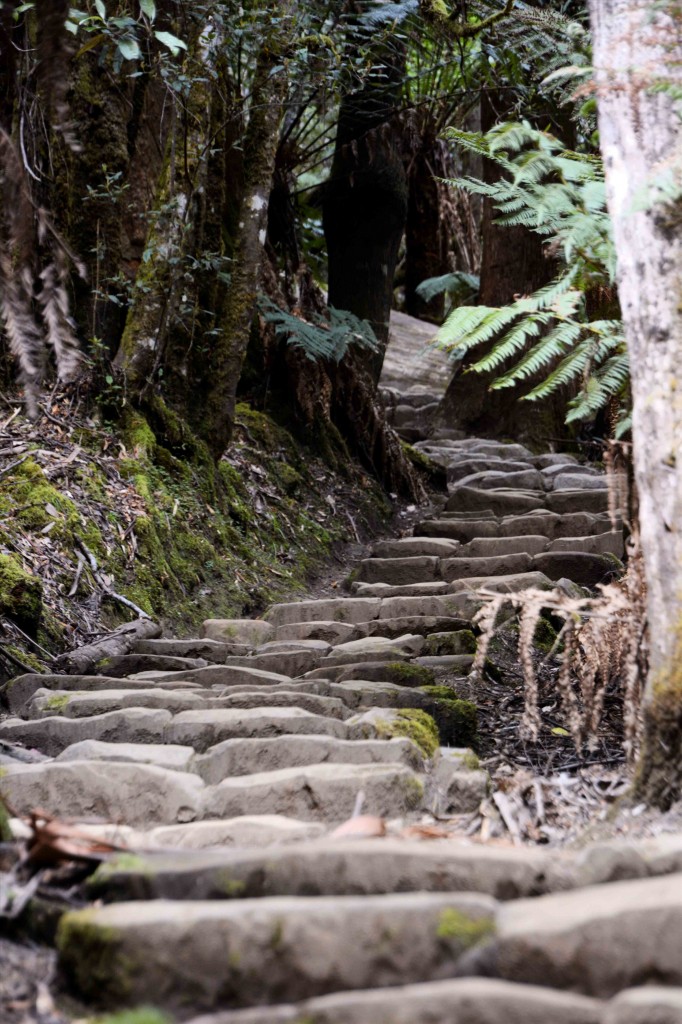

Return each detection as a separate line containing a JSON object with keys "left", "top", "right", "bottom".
{"left": 331, "top": 814, "right": 386, "bottom": 838}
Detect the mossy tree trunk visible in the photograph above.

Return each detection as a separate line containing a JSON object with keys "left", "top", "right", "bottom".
{"left": 199, "top": 17, "right": 292, "bottom": 459}
{"left": 589, "top": 0, "right": 682, "bottom": 808}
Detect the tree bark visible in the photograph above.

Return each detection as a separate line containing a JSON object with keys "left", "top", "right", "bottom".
{"left": 323, "top": 47, "right": 408, "bottom": 383}
{"left": 200, "top": 31, "right": 290, "bottom": 458}
{"left": 589, "top": 0, "right": 682, "bottom": 807}
{"left": 439, "top": 91, "right": 558, "bottom": 441}
{"left": 404, "top": 135, "right": 452, "bottom": 323}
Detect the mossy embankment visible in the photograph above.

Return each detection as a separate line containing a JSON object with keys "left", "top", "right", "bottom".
{"left": 0, "top": 401, "right": 391, "bottom": 668}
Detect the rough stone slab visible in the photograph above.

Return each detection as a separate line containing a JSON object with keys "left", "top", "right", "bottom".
{"left": 273, "top": 621, "right": 360, "bottom": 644}
{"left": 533, "top": 552, "right": 622, "bottom": 588}
{"left": 548, "top": 532, "right": 624, "bottom": 557}
{"left": 266, "top": 598, "right": 382, "bottom": 627}
{"left": 603, "top": 986, "right": 682, "bottom": 1023}
{"left": 551, "top": 471, "right": 607, "bottom": 490}
{"left": 205, "top": 690, "right": 348, "bottom": 720}
{"left": 147, "top": 817, "right": 326, "bottom": 850}
{"left": 357, "top": 556, "right": 440, "bottom": 586}
{"left": 378, "top": 593, "right": 477, "bottom": 621}
{"left": 305, "top": 663, "right": 428, "bottom": 687}
{"left": 414, "top": 518, "right": 500, "bottom": 542}
{"left": 256, "top": 639, "right": 332, "bottom": 655}
{"left": 424, "top": 630, "right": 477, "bottom": 656}
{"left": 188, "top": 978, "right": 602, "bottom": 1024}
{"left": 446, "top": 571, "right": 555, "bottom": 595}
{"left": 328, "top": 681, "right": 433, "bottom": 712}
{"left": 133, "top": 638, "right": 249, "bottom": 662}
{"left": 194, "top": 735, "right": 424, "bottom": 782}
{"left": 362, "top": 614, "right": 475, "bottom": 638}
{"left": 55, "top": 740, "right": 195, "bottom": 771}
{"left": 88, "top": 837, "right": 563, "bottom": 905}
{"left": 1, "top": 760, "right": 205, "bottom": 825}
{"left": 546, "top": 488, "right": 610, "bottom": 514}
{"left": 57, "top": 892, "right": 496, "bottom": 1013}
{"left": 371, "top": 538, "right": 461, "bottom": 558}
{"left": 460, "top": 535, "right": 549, "bottom": 558}
{"left": 165, "top": 708, "right": 348, "bottom": 752}
{"left": 326, "top": 634, "right": 424, "bottom": 660}
{"left": 447, "top": 458, "right": 534, "bottom": 484}
{"left": 203, "top": 762, "right": 425, "bottom": 822}
{"left": 415, "top": 654, "right": 474, "bottom": 673}
{"left": 25, "top": 688, "right": 206, "bottom": 720}
{"left": 95, "top": 654, "right": 209, "bottom": 676}
{"left": 441, "top": 552, "right": 533, "bottom": 582}
{"left": 220, "top": 651, "right": 322, "bottom": 676}
{"left": 491, "top": 872, "right": 682, "bottom": 997}
{"left": 202, "top": 619, "right": 274, "bottom": 645}
{"left": 467, "top": 441, "right": 534, "bottom": 460}
{"left": 1, "top": 673, "right": 200, "bottom": 715}
{"left": 0, "top": 708, "right": 172, "bottom": 756}
{"left": 353, "top": 581, "right": 452, "bottom": 598}
{"left": 145, "top": 664, "right": 294, "bottom": 689}
{"left": 453, "top": 469, "right": 544, "bottom": 492}
{"left": 446, "top": 487, "right": 546, "bottom": 516}
{"left": 533, "top": 452, "right": 578, "bottom": 468}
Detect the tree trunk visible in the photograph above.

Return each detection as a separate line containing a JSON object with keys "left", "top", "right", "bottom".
{"left": 323, "top": 48, "right": 408, "bottom": 383}
{"left": 404, "top": 135, "right": 451, "bottom": 323}
{"left": 200, "top": 33, "right": 290, "bottom": 459}
{"left": 439, "top": 92, "right": 561, "bottom": 443}
{"left": 589, "top": 0, "right": 682, "bottom": 807}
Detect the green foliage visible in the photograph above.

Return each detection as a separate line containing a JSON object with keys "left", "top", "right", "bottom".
{"left": 437, "top": 122, "right": 629, "bottom": 433}
{"left": 415, "top": 272, "right": 479, "bottom": 315}
{"left": 260, "top": 300, "right": 379, "bottom": 363}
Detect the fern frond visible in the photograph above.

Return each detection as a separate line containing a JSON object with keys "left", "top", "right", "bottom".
{"left": 490, "top": 320, "right": 582, "bottom": 389}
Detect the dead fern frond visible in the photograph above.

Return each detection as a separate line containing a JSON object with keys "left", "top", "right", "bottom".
{"left": 471, "top": 532, "right": 648, "bottom": 763}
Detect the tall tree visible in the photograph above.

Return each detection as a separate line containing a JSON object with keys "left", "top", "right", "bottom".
{"left": 589, "top": 0, "right": 682, "bottom": 807}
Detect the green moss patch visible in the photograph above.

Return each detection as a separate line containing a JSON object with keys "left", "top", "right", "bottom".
{"left": 436, "top": 907, "right": 494, "bottom": 946}
{"left": 57, "top": 911, "right": 136, "bottom": 1005}
{"left": 383, "top": 662, "right": 436, "bottom": 687}
{"left": 0, "top": 554, "right": 42, "bottom": 634}
{"left": 376, "top": 708, "right": 440, "bottom": 758}
{"left": 420, "top": 687, "right": 478, "bottom": 749}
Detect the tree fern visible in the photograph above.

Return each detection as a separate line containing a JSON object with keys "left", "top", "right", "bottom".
{"left": 259, "top": 299, "right": 379, "bottom": 363}
{"left": 436, "top": 121, "right": 628, "bottom": 431}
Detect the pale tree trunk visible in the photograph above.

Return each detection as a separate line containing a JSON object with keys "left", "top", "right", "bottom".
{"left": 589, "top": 0, "right": 682, "bottom": 806}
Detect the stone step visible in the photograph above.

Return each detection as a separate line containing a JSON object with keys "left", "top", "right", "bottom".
{"left": 482, "top": 872, "right": 682, "bottom": 999}
{"left": 545, "top": 488, "right": 610, "bottom": 514}
{"left": 1, "top": 759, "right": 206, "bottom": 825}
{"left": 447, "top": 458, "right": 536, "bottom": 484}
{"left": 57, "top": 892, "right": 496, "bottom": 1013}
{"left": 219, "top": 650, "right": 324, "bottom": 677}
{"left": 550, "top": 471, "right": 607, "bottom": 491}
{"left": 138, "top": 664, "right": 296, "bottom": 689}
{"left": 445, "top": 571, "right": 555, "bottom": 596}
{"left": 446, "top": 486, "right": 546, "bottom": 516}
{"left": 356, "top": 555, "right": 440, "bottom": 586}
{"left": 371, "top": 537, "right": 461, "bottom": 558}
{"left": 0, "top": 707, "right": 174, "bottom": 755}
{"left": 166, "top": 708, "right": 350, "bottom": 751}
{"left": 532, "top": 452, "right": 579, "bottom": 467}
{"left": 267, "top": 598, "right": 382, "bottom": 627}
{"left": 533, "top": 552, "right": 622, "bottom": 588}
{"left": 459, "top": 534, "right": 549, "bottom": 558}
{"left": 361, "top": 613, "right": 476, "bottom": 637}
{"left": 273, "top": 621, "right": 361, "bottom": 644}
{"left": 205, "top": 690, "right": 349, "bottom": 721}
{"left": 353, "top": 581, "right": 453, "bottom": 598}
{"left": 202, "top": 762, "right": 426, "bottom": 822}
{"left": 24, "top": 687, "right": 207, "bottom": 720}
{"left": 453, "top": 469, "right": 545, "bottom": 492}
{"left": 187, "top": 978, "right": 601, "bottom": 1024}
{"left": 146, "top": 816, "right": 326, "bottom": 849}
{"left": 202, "top": 619, "right": 275, "bottom": 645}
{"left": 194, "top": 735, "right": 424, "bottom": 782}
{"left": 133, "top": 638, "right": 249, "bottom": 661}
{"left": 441, "top": 552, "right": 534, "bottom": 581}
{"left": 55, "top": 739, "right": 195, "bottom": 771}
{"left": 94, "top": 654, "right": 209, "bottom": 676}
{"left": 322, "top": 634, "right": 424, "bottom": 664}
{"left": 548, "top": 533, "right": 624, "bottom": 557}
{"left": 415, "top": 510, "right": 617, "bottom": 543}
{"left": 1, "top": 673, "right": 203, "bottom": 715}
{"left": 86, "top": 837, "right": 558, "bottom": 904}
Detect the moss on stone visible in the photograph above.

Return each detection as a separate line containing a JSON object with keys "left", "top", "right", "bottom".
{"left": 401, "top": 773, "right": 425, "bottom": 808}
{"left": 93, "top": 1010, "right": 171, "bottom": 1024}
{"left": 0, "top": 777, "right": 11, "bottom": 842}
{"left": 44, "top": 693, "right": 71, "bottom": 711}
{"left": 384, "top": 662, "right": 436, "bottom": 687}
{"left": 57, "top": 911, "right": 136, "bottom": 1005}
{"left": 425, "top": 630, "right": 477, "bottom": 657}
{"left": 0, "top": 553, "right": 42, "bottom": 634}
{"left": 436, "top": 907, "right": 494, "bottom": 946}
{"left": 375, "top": 708, "right": 440, "bottom": 758}
{"left": 533, "top": 616, "right": 558, "bottom": 654}
{"left": 419, "top": 687, "right": 478, "bottom": 750}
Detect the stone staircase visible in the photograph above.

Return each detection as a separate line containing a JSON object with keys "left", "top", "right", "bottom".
{"left": 3, "top": 433, "right": 682, "bottom": 1024}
